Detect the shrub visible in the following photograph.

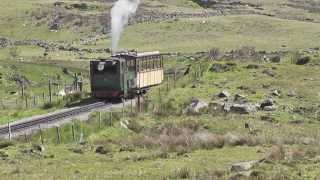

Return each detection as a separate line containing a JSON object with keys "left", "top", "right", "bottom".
{"left": 0, "top": 140, "right": 15, "bottom": 149}
{"left": 209, "top": 47, "right": 221, "bottom": 60}
{"left": 175, "top": 167, "right": 192, "bottom": 179}
{"left": 192, "top": 132, "right": 225, "bottom": 149}
{"left": 266, "top": 144, "right": 285, "bottom": 161}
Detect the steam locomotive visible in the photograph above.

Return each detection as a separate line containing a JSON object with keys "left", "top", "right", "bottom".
{"left": 90, "top": 51, "right": 164, "bottom": 99}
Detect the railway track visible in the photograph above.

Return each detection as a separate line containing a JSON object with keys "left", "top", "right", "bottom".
{"left": 0, "top": 101, "right": 111, "bottom": 137}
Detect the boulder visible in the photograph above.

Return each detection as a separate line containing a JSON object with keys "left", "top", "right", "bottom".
{"left": 217, "top": 90, "right": 231, "bottom": 98}
{"left": 33, "top": 144, "right": 45, "bottom": 152}
{"left": 184, "top": 98, "right": 208, "bottom": 114}
{"left": 296, "top": 56, "right": 310, "bottom": 65}
{"left": 209, "top": 101, "right": 224, "bottom": 112}
{"left": 262, "top": 69, "right": 276, "bottom": 77}
{"left": 95, "top": 145, "right": 111, "bottom": 154}
{"left": 231, "top": 160, "right": 259, "bottom": 173}
{"left": 230, "top": 103, "right": 257, "bottom": 114}
{"left": 234, "top": 94, "right": 248, "bottom": 104}
{"left": 270, "top": 56, "right": 281, "bottom": 63}
{"left": 271, "top": 89, "right": 281, "bottom": 97}
{"left": 260, "top": 99, "right": 275, "bottom": 109}
{"left": 263, "top": 105, "right": 277, "bottom": 111}
{"left": 209, "top": 63, "right": 236, "bottom": 73}
{"left": 223, "top": 102, "right": 233, "bottom": 112}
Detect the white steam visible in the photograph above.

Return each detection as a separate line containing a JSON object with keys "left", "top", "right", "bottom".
{"left": 111, "top": 0, "right": 140, "bottom": 53}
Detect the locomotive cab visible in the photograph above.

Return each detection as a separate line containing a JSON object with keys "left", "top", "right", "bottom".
{"left": 90, "top": 58, "right": 124, "bottom": 98}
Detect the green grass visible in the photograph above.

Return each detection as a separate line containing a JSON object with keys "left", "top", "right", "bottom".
{"left": 90, "top": 15, "right": 320, "bottom": 53}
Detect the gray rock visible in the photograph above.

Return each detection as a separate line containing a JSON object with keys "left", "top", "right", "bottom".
{"left": 296, "top": 56, "right": 310, "bottom": 65}
{"left": 223, "top": 102, "right": 233, "bottom": 112}
{"left": 270, "top": 56, "right": 281, "bottom": 63}
{"left": 234, "top": 94, "right": 248, "bottom": 104}
{"left": 231, "top": 160, "right": 259, "bottom": 172}
{"left": 262, "top": 69, "right": 276, "bottom": 77}
{"left": 260, "top": 99, "right": 275, "bottom": 109}
{"left": 209, "top": 101, "right": 224, "bottom": 112}
{"left": 217, "top": 90, "right": 231, "bottom": 98}
{"left": 287, "top": 90, "right": 296, "bottom": 97}
{"left": 272, "top": 90, "right": 281, "bottom": 96}
{"left": 210, "top": 63, "right": 236, "bottom": 73}
{"left": 95, "top": 145, "right": 111, "bottom": 154}
{"left": 230, "top": 103, "right": 257, "bottom": 114}
{"left": 33, "top": 144, "right": 45, "bottom": 152}
{"left": 263, "top": 105, "right": 277, "bottom": 111}
{"left": 184, "top": 99, "right": 208, "bottom": 114}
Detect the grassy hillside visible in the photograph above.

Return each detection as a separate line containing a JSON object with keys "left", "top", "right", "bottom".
{"left": 0, "top": 54, "right": 319, "bottom": 179}
{"left": 0, "top": 0, "right": 320, "bottom": 179}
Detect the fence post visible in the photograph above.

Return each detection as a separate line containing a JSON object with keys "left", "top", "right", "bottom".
{"left": 99, "top": 112, "right": 102, "bottom": 129}
{"left": 109, "top": 110, "right": 113, "bottom": 127}
{"left": 56, "top": 126, "right": 61, "bottom": 144}
{"left": 167, "top": 76, "right": 170, "bottom": 92}
{"left": 25, "top": 97, "right": 28, "bottom": 109}
{"left": 137, "top": 94, "right": 141, "bottom": 113}
{"left": 21, "top": 84, "right": 25, "bottom": 98}
{"left": 33, "top": 96, "right": 37, "bottom": 106}
{"left": 72, "top": 122, "right": 75, "bottom": 142}
{"left": 49, "top": 80, "right": 52, "bottom": 103}
{"left": 39, "top": 125, "right": 44, "bottom": 144}
{"left": 173, "top": 69, "right": 176, "bottom": 88}
{"left": 24, "top": 133, "right": 28, "bottom": 143}
{"left": 8, "top": 122, "right": 11, "bottom": 141}
{"left": 159, "top": 87, "right": 162, "bottom": 114}
{"left": 130, "top": 99, "right": 133, "bottom": 114}
{"left": 122, "top": 98, "right": 125, "bottom": 120}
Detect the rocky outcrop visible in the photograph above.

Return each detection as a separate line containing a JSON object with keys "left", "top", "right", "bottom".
{"left": 184, "top": 98, "right": 209, "bottom": 115}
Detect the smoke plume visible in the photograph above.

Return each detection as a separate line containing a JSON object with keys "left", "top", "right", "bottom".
{"left": 111, "top": 0, "right": 140, "bottom": 53}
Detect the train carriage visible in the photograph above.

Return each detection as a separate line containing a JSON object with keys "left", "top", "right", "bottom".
{"left": 90, "top": 51, "right": 164, "bottom": 99}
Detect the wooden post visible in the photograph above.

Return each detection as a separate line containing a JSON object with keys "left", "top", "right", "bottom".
{"left": 33, "top": 96, "right": 36, "bottom": 106}
{"left": 39, "top": 125, "right": 44, "bottom": 144}
{"left": 99, "top": 112, "right": 102, "bottom": 129}
{"left": 71, "top": 122, "right": 75, "bottom": 142}
{"left": 24, "top": 133, "right": 28, "bottom": 143}
{"left": 42, "top": 92, "right": 45, "bottom": 102}
{"left": 122, "top": 98, "right": 125, "bottom": 120}
{"left": 56, "top": 126, "right": 61, "bottom": 144}
{"left": 159, "top": 87, "right": 162, "bottom": 114}
{"left": 8, "top": 122, "right": 11, "bottom": 141}
{"left": 137, "top": 94, "right": 141, "bottom": 113}
{"left": 166, "top": 76, "right": 169, "bottom": 92}
{"left": 21, "top": 84, "right": 25, "bottom": 98}
{"left": 130, "top": 99, "right": 133, "bottom": 114}
{"left": 173, "top": 69, "right": 176, "bottom": 88}
{"left": 25, "top": 97, "right": 28, "bottom": 109}
{"left": 49, "top": 80, "right": 52, "bottom": 103}
{"left": 109, "top": 110, "right": 113, "bottom": 127}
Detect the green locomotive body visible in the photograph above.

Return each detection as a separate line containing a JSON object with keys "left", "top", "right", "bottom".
{"left": 90, "top": 51, "right": 164, "bottom": 99}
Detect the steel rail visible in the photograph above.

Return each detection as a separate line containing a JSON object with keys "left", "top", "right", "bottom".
{"left": 0, "top": 101, "right": 110, "bottom": 136}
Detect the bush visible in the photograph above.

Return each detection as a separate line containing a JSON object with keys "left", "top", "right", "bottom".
{"left": 175, "top": 167, "right": 192, "bottom": 179}
{"left": 266, "top": 144, "right": 285, "bottom": 161}
{"left": 0, "top": 140, "right": 15, "bottom": 149}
